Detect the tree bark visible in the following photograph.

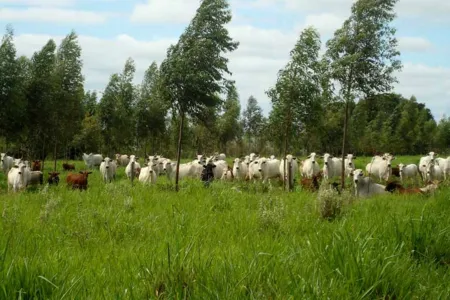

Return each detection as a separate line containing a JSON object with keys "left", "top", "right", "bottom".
{"left": 341, "top": 69, "right": 354, "bottom": 190}
{"left": 175, "top": 112, "right": 185, "bottom": 192}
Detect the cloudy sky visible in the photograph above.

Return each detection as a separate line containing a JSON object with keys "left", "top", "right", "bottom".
{"left": 0, "top": 0, "right": 449, "bottom": 119}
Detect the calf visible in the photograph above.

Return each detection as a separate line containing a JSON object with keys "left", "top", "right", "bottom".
{"left": 201, "top": 163, "right": 216, "bottom": 187}
{"left": 47, "top": 172, "right": 60, "bottom": 185}
{"left": 221, "top": 166, "right": 234, "bottom": 181}
{"left": 300, "top": 172, "right": 322, "bottom": 192}
{"left": 7, "top": 162, "right": 27, "bottom": 192}
{"left": 353, "top": 169, "right": 388, "bottom": 198}
{"left": 62, "top": 163, "right": 76, "bottom": 171}
{"left": 31, "top": 160, "right": 41, "bottom": 171}
{"left": 139, "top": 162, "right": 158, "bottom": 184}
{"left": 232, "top": 157, "right": 250, "bottom": 181}
{"left": 66, "top": 171, "right": 92, "bottom": 190}
{"left": 398, "top": 163, "right": 419, "bottom": 182}
{"left": 100, "top": 157, "right": 117, "bottom": 183}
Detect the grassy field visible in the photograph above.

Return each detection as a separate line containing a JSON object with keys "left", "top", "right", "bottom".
{"left": 1, "top": 156, "right": 450, "bottom": 299}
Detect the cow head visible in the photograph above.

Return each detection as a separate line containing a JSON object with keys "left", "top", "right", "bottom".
{"left": 308, "top": 152, "right": 317, "bottom": 164}
{"left": 323, "top": 153, "right": 332, "bottom": 166}
{"left": 257, "top": 158, "right": 267, "bottom": 172}
{"left": 353, "top": 169, "right": 364, "bottom": 184}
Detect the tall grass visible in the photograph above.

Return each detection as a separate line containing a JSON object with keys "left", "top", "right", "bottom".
{"left": 0, "top": 156, "right": 449, "bottom": 298}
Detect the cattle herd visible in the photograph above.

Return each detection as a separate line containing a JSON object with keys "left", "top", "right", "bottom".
{"left": 1, "top": 151, "right": 448, "bottom": 196}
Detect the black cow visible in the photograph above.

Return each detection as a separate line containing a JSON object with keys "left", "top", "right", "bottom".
{"left": 201, "top": 163, "right": 216, "bottom": 187}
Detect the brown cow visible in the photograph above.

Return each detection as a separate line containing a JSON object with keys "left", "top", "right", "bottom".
{"left": 300, "top": 172, "right": 323, "bottom": 192}
{"left": 48, "top": 172, "right": 60, "bottom": 185}
{"left": 66, "top": 171, "right": 92, "bottom": 190}
{"left": 31, "top": 160, "right": 41, "bottom": 171}
{"left": 63, "top": 163, "right": 75, "bottom": 171}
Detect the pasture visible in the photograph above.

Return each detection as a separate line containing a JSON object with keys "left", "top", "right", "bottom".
{"left": 1, "top": 155, "right": 450, "bottom": 299}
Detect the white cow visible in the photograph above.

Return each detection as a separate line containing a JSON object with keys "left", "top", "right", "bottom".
{"left": 1, "top": 153, "right": 14, "bottom": 173}
{"left": 344, "top": 154, "right": 356, "bottom": 177}
{"left": 190, "top": 155, "right": 207, "bottom": 178}
{"left": 322, "top": 153, "right": 342, "bottom": 179}
{"left": 366, "top": 155, "right": 395, "bottom": 181}
{"left": 435, "top": 157, "right": 450, "bottom": 180}
{"left": 398, "top": 163, "right": 419, "bottom": 182}
{"left": 161, "top": 159, "right": 175, "bottom": 181}
{"left": 301, "top": 152, "right": 320, "bottom": 178}
{"left": 139, "top": 162, "right": 158, "bottom": 184}
{"left": 419, "top": 152, "right": 438, "bottom": 181}
{"left": 125, "top": 155, "right": 141, "bottom": 179}
{"left": 177, "top": 163, "right": 196, "bottom": 180}
{"left": 426, "top": 162, "right": 444, "bottom": 181}
{"left": 82, "top": 153, "right": 103, "bottom": 169}
{"left": 353, "top": 169, "right": 388, "bottom": 198}
{"left": 7, "top": 162, "right": 27, "bottom": 192}
{"left": 115, "top": 154, "right": 130, "bottom": 167}
{"left": 249, "top": 153, "right": 258, "bottom": 162}
{"left": 232, "top": 158, "right": 249, "bottom": 180}
{"left": 215, "top": 153, "right": 226, "bottom": 161}
{"left": 221, "top": 167, "right": 234, "bottom": 181}
{"left": 257, "top": 157, "right": 281, "bottom": 184}
{"left": 279, "top": 154, "right": 298, "bottom": 185}
{"left": 205, "top": 156, "right": 228, "bottom": 180}
{"left": 248, "top": 159, "right": 262, "bottom": 181}
{"left": 100, "top": 157, "right": 117, "bottom": 183}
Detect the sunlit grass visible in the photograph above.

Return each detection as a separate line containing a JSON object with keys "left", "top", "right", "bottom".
{"left": 0, "top": 156, "right": 449, "bottom": 298}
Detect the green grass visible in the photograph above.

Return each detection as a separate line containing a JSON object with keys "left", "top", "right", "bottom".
{"left": 1, "top": 156, "right": 450, "bottom": 299}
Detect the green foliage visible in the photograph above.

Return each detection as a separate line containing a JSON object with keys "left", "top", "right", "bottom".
{"left": 217, "top": 83, "right": 241, "bottom": 152}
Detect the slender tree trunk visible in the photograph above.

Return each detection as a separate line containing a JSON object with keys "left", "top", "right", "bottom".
{"left": 341, "top": 71, "right": 353, "bottom": 190}
{"left": 53, "top": 141, "right": 57, "bottom": 171}
{"left": 175, "top": 112, "right": 185, "bottom": 192}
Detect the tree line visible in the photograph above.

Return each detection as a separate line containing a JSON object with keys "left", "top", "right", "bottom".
{"left": 0, "top": 0, "right": 449, "bottom": 165}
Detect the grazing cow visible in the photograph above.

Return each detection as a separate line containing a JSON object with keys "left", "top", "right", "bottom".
{"left": 344, "top": 154, "right": 356, "bottom": 177}
{"left": 365, "top": 155, "right": 395, "bottom": 181}
{"left": 100, "top": 157, "right": 117, "bottom": 183}
{"left": 125, "top": 155, "right": 141, "bottom": 179}
{"left": 301, "top": 152, "right": 320, "bottom": 178}
{"left": 232, "top": 158, "right": 249, "bottom": 181}
{"left": 62, "top": 163, "right": 75, "bottom": 171}
{"left": 322, "top": 153, "right": 342, "bottom": 179}
{"left": 300, "top": 172, "right": 322, "bottom": 192}
{"left": 1, "top": 153, "right": 14, "bottom": 173}
{"left": 435, "top": 157, "right": 450, "bottom": 180}
{"left": 115, "top": 154, "right": 130, "bottom": 167}
{"left": 256, "top": 157, "right": 281, "bottom": 184}
{"left": 352, "top": 169, "right": 388, "bottom": 198}
{"left": 66, "top": 171, "right": 92, "bottom": 190}
{"left": 47, "top": 172, "right": 60, "bottom": 185}
{"left": 31, "top": 160, "right": 41, "bottom": 171}
{"left": 221, "top": 166, "right": 234, "bottom": 181}
{"left": 426, "top": 163, "right": 444, "bottom": 181}
{"left": 279, "top": 154, "right": 298, "bottom": 186}
{"left": 7, "top": 162, "right": 27, "bottom": 192}
{"left": 201, "top": 163, "right": 216, "bottom": 187}
{"left": 398, "top": 163, "right": 419, "bottom": 182}
{"left": 139, "top": 162, "right": 158, "bottom": 184}
{"left": 82, "top": 153, "right": 103, "bottom": 169}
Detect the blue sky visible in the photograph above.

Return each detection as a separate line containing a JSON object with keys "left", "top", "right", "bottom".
{"left": 0, "top": 0, "right": 449, "bottom": 119}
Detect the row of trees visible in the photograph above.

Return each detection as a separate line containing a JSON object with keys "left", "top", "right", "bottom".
{"left": 0, "top": 0, "right": 449, "bottom": 167}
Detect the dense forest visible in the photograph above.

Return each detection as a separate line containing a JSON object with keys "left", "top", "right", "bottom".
{"left": 0, "top": 21, "right": 448, "bottom": 160}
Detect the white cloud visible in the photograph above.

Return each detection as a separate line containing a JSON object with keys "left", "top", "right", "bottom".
{"left": 0, "top": 7, "right": 108, "bottom": 23}
{"left": 12, "top": 25, "right": 449, "bottom": 119}
{"left": 130, "top": 0, "right": 198, "bottom": 24}
{"left": 398, "top": 37, "right": 433, "bottom": 53}
{"left": 297, "top": 13, "right": 346, "bottom": 37}
{"left": 0, "top": 0, "right": 75, "bottom": 6}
